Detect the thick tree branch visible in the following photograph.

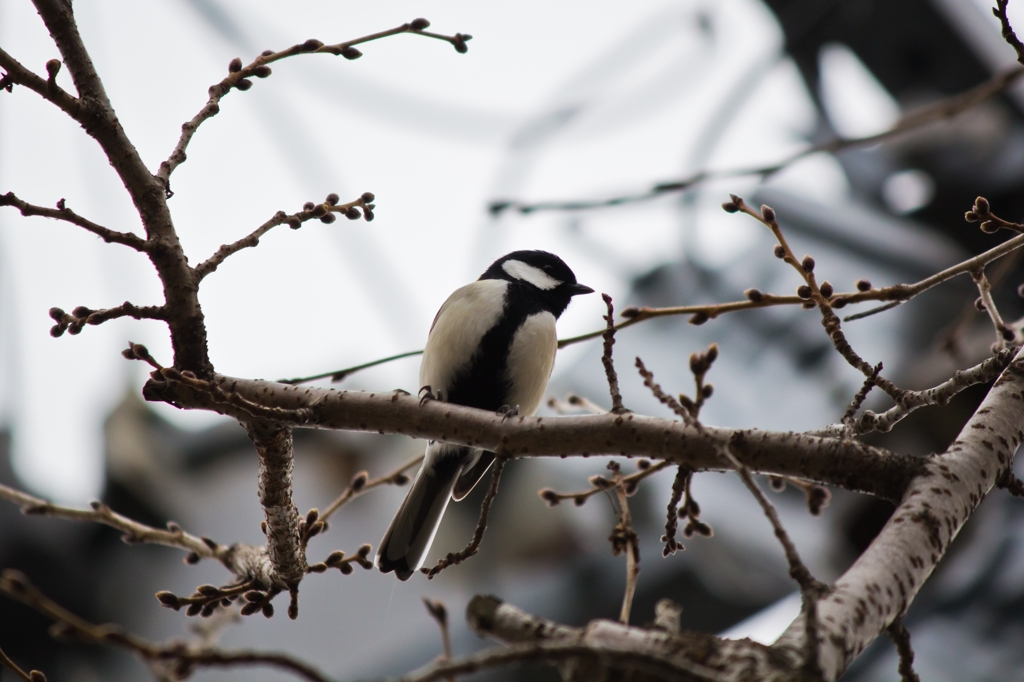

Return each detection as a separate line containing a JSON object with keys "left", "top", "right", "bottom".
{"left": 141, "top": 373, "right": 921, "bottom": 501}
{"left": 0, "top": 192, "right": 147, "bottom": 250}
{"left": 31, "top": 0, "right": 211, "bottom": 374}
{"left": 775, "top": 345, "right": 1024, "bottom": 680}
{"left": 245, "top": 421, "right": 308, "bottom": 589}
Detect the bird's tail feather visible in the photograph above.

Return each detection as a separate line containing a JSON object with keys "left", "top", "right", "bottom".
{"left": 376, "top": 444, "right": 464, "bottom": 580}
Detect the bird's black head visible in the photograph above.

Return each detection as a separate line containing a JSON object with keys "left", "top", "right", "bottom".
{"left": 480, "top": 250, "right": 594, "bottom": 317}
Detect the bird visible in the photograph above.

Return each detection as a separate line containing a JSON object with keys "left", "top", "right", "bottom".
{"left": 376, "top": 250, "right": 593, "bottom": 580}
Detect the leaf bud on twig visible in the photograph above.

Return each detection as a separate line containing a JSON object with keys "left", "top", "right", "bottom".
{"left": 856, "top": 279, "right": 872, "bottom": 292}
{"left": 45, "top": 59, "right": 61, "bottom": 81}
{"left": 363, "top": 208, "right": 375, "bottom": 221}
{"left": 345, "top": 207, "right": 361, "bottom": 220}
{"left": 325, "top": 193, "right": 340, "bottom": 206}
{"left": 538, "top": 488, "right": 560, "bottom": 506}
{"left": 302, "top": 39, "right": 324, "bottom": 52}
{"left": 254, "top": 65, "right": 272, "bottom": 78}
{"left": 797, "top": 285, "right": 812, "bottom": 299}
{"left": 701, "top": 384, "right": 714, "bottom": 398}
{"left": 980, "top": 221, "right": 998, "bottom": 234}
{"left": 319, "top": 212, "right": 336, "bottom": 224}
{"left": 341, "top": 46, "right": 362, "bottom": 60}
{"left": 262, "top": 49, "right": 275, "bottom": 56}
{"left": 721, "top": 200, "right": 740, "bottom": 213}
{"left": 411, "top": 18, "right": 431, "bottom": 30}
{"left": 819, "top": 281, "right": 833, "bottom": 298}
{"left": 761, "top": 205, "right": 776, "bottom": 223}
{"left": 831, "top": 296, "right": 848, "bottom": 308}
{"left": 974, "top": 196, "right": 990, "bottom": 215}
{"left": 228, "top": 57, "right": 242, "bottom": 73}
{"left": 773, "top": 245, "right": 786, "bottom": 259}
{"left": 453, "top": 34, "right": 469, "bottom": 53}
{"left": 361, "top": 191, "right": 376, "bottom": 202}
{"left": 744, "top": 288, "right": 763, "bottom": 302}
{"left": 801, "top": 255, "right": 815, "bottom": 272}
{"left": 964, "top": 211, "right": 979, "bottom": 223}
{"left": 689, "top": 311, "right": 709, "bottom": 325}
{"left": 975, "top": 297, "right": 986, "bottom": 311}
{"left": 235, "top": 78, "right": 253, "bottom": 91}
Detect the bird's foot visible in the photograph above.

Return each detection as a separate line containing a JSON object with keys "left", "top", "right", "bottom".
{"left": 497, "top": 404, "right": 520, "bottom": 421}
{"left": 419, "top": 386, "right": 441, "bottom": 406}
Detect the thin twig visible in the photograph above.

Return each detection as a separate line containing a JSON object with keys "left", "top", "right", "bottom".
{"left": 0, "top": 192, "right": 147, "bottom": 250}
{"left": 156, "top": 20, "right": 470, "bottom": 193}
{"left": 732, "top": 197, "right": 907, "bottom": 404}
{"left": 608, "top": 463, "right": 641, "bottom": 624}
{"left": 885, "top": 620, "right": 921, "bottom": 682}
{"left": 193, "top": 193, "right": 374, "bottom": 281}
{"left": 424, "top": 455, "right": 507, "bottom": 579}
{"left": 318, "top": 454, "right": 423, "bottom": 525}
{"left": 48, "top": 301, "right": 166, "bottom": 338}
{"left": 0, "top": 571, "right": 330, "bottom": 682}
{"left": 0, "top": 643, "right": 43, "bottom": 682}
{"left": 995, "top": 0, "right": 1024, "bottom": 65}
{"left": 422, "top": 599, "right": 455, "bottom": 682}
{"left": 600, "top": 293, "right": 628, "bottom": 413}
{"left": 846, "top": 347, "right": 1019, "bottom": 435}
{"left": 539, "top": 459, "right": 669, "bottom": 507}
{"left": 0, "top": 47, "right": 81, "bottom": 117}
{"left": 489, "top": 66, "right": 1024, "bottom": 215}
{"left": 0, "top": 482, "right": 235, "bottom": 569}
{"left": 972, "top": 268, "right": 1015, "bottom": 349}
{"left": 842, "top": 363, "right": 882, "bottom": 425}
{"left": 280, "top": 350, "right": 424, "bottom": 385}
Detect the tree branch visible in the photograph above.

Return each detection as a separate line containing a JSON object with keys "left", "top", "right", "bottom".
{"left": 775, "top": 345, "right": 1024, "bottom": 680}
{"left": 0, "top": 192, "right": 147, "bottom": 250}
{"left": 140, "top": 372, "right": 921, "bottom": 501}
{"left": 155, "top": 20, "right": 469, "bottom": 192}
{"left": 0, "top": 46, "right": 80, "bottom": 117}
{"left": 0, "top": 571, "right": 331, "bottom": 682}
{"left": 47, "top": 301, "right": 166, "bottom": 337}
{"left": 193, "top": 192, "right": 375, "bottom": 281}
{"left": 489, "top": 65, "right": 1024, "bottom": 214}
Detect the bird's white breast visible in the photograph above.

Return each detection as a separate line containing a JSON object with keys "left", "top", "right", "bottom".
{"left": 419, "top": 279, "right": 508, "bottom": 395}
{"left": 504, "top": 311, "right": 557, "bottom": 416}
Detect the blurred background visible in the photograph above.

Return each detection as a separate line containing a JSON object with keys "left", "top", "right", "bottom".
{"left": 2, "top": 0, "right": 1024, "bottom": 679}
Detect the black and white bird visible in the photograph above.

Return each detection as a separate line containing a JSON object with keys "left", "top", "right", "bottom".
{"left": 376, "top": 250, "right": 593, "bottom": 580}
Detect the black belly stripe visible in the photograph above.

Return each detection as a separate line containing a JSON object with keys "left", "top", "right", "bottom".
{"left": 444, "top": 281, "right": 549, "bottom": 412}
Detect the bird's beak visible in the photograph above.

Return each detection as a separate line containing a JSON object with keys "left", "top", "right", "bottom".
{"left": 568, "top": 283, "right": 595, "bottom": 296}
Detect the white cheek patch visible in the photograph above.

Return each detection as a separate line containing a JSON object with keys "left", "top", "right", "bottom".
{"left": 502, "top": 259, "right": 561, "bottom": 290}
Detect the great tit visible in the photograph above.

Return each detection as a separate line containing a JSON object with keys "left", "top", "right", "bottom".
{"left": 376, "top": 250, "right": 593, "bottom": 579}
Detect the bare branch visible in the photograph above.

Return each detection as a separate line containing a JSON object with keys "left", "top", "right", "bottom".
{"left": 142, "top": 372, "right": 921, "bottom": 501}
{"left": 424, "top": 455, "right": 507, "bottom": 578}
{"left": 0, "top": 643, "right": 44, "bottom": 682}
{"left": 848, "top": 347, "right": 1019, "bottom": 435}
{"left": 280, "top": 350, "right": 424, "bottom": 385}
{"left": 156, "top": 20, "right": 470, "bottom": 192}
{"left": 0, "top": 192, "right": 147, "bottom": 250}
{"left": 422, "top": 599, "right": 455, "bottom": 682}
{"left": 994, "top": 0, "right": 1024, "bottom": 65}
{"left": 489, "top": 65, "right": 1024, "bottom": 214}
{"left": 539, "top": 459, "right": 669, "bottom": 508}
{"left": 0, "top": 482, "right": 238, "bottom": 569}
{"left": 972, "top": 268, "right": 1015, "bottom": 349}
{"left": 842, "top": 362, "right": 882, "bottom": 426}
{"left": 608, "top": 463, "right": 641, "bottom": 624}
{"left": 318, "top": 454, "right": 423, "bottom": 526}
{"left": 0, "top": 47, "right": 80, "bottom": 117}
{"left": 886, "top": 620, "right": 921, "bottom": 682}
{"left": 193, "top": 192, "right": 375, "bottom": 281}
{"left": 600, "top": 294, "right": 628, "bottom": 414}
{"left": 245, "top": 421, "right": 307, "bottom": 590}
{"left": 0, "top": 571, "right": 331, "bottom": 682}
{"left": 48, "top": 301, "right": 166, "bottom": 338}
{"left": 776, "top": 346, "right": 1024, "bottom": 679}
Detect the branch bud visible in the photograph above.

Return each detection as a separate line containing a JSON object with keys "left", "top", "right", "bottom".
{"left": 254, "top": 65, "right": 272, "bottom": 78}
{"left": 819, "top": 281, "right": 833, "bottom": 298}
{"left": 235, "top": 78, "right": 253, "bottom": 91}
{"left": 856, "top": 279, "right": 872, "bottom": 292}
{"left": 744, "top": 288, "right": 763, "bottom": 302}
{"left": 761, "top": 205, "right": 776, "bottom": 223}
{"left": 773, "top": 245, "right": 786, "bottom": 259}
{"left": 411, "top": 18, "right": 431, "bottom": 30}
{"left": 228, "top": 57, "right": 242, "bottom": 73}
{"left": 801, "top": 255, "right": 815, "bottom": 272}
{"left": 688, "top": 311, "right": 709, "bottom": 325}
{"left": 341, "top": 46, "right": 362, "bottom": 60}
{"left": 302, "top": 39, "right": 324, "bottom": 52}
{"left": 797, "top": 285, "right": 812, "bottom": 299}
{"left": 45, "top": 59, "right": 61, "bottom": 81}
{"left": 974, "top": 196, "right": 990, "bottom": 215}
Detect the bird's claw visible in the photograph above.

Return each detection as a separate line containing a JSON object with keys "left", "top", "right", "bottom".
{"left": 497, "top": 404, "right": 520, "bottom": 421}
{"left": 419, "top": 386, "right": 440, "bottom": 406}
